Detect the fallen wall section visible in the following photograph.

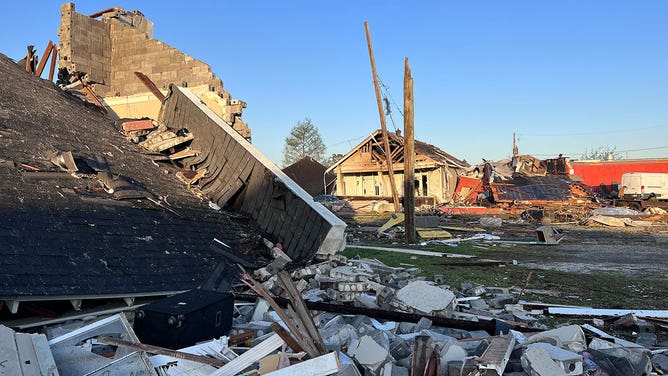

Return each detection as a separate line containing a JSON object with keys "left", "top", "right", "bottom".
{"left": 159, "top": 85, "right": 346, "bottom": 261}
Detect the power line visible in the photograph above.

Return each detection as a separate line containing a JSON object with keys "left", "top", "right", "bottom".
{"left": 526, "top": 145, "right": 668, "bottom": 158}
{"left": 327, "top": 135, "right": 365, "bottom": 149}
{"left": 518, "top": 123, "right": 668, "bottom": 137}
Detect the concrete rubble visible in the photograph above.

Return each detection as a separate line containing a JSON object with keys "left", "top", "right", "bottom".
{"left": 2, "top": 250, "right": 666, "bottom": 375}
{"left": 2, "top": 2, "right": 668, "bottom": 376}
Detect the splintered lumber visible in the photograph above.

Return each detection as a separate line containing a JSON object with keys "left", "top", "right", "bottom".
{"left": 210, "top": 333, "right": 284, "bottom": 376}
{"left": 240, "top": 273, "right": 320, "bottom": 358}
{"left": 275, "top": 270, "right": 327, "bottom": 355}
{"left": 411, "top": 336, "right": 433, "bottom": 376}
{"left": 270, "top": 322, "right": 304, "bottom": 353}
{"left": 96, "top": 336, "right": 226, "bottom": 367}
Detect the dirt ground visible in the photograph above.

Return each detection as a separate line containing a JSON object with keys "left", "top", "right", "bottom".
{"left": 342, "top": 213, "right": 668, "bottom": 310}
{"left": 485, "top": 223, "right": 668, "bottom": 276}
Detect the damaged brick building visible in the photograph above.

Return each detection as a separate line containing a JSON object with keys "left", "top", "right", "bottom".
{"left": 57, "top": 3, "right": 250, "bottom": 139}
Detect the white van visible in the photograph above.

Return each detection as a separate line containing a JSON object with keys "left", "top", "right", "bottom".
{"left": 621, "top": 172, "right": 668, "bottom": 201}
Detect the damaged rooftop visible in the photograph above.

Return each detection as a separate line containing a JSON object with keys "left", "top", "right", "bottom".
{"left": 1, "top": 2, "right": 668, "bottom": 376}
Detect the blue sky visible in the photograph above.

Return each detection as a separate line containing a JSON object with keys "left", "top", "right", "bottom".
{"left": 2, "top": 1, "right": 667, "bottom": 165}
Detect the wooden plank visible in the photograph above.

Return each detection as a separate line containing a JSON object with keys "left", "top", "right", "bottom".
{"left": 270, "top": 322, "right": 304, "bottom": 353}
{"left": 296, "top": 209, "right": 320, "bottom": 260}
{"left": 411, "top": 336, "right": 432, "bottom": 376}
{"left": 210, "top": 333, "right": 284, "bottom": 376}
{"left": 0, "top": 325, "right": 21, "bottom": 376}
{"left": 263, "top": 351, "right": 340, "bottom": 376}
{"left": 199, "top": 136, "right": 232, "bottom": 188}
{"left": 276, "top": 270, "right": 327, "bottom": 355}
{"left": 96, "top": 336, "right": 226, "bottom": 367}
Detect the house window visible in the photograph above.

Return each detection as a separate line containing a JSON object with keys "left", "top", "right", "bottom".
{"left": 422, "top": 175, "right": 428, "bottom": 196}
{"left": 375, "top": 186, "right": 380, "bottom": 196}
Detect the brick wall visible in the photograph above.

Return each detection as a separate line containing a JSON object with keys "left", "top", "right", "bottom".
{"left": 57, "top": 2, "right": 250, "bottom": 139}
{"left": 107, "top": 21, "right": 224, "bottom": 97}
{"left": 58, "top": 3, "right": 111, "bottom": 85}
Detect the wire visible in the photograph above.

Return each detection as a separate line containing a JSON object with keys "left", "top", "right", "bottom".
{"left": 378, "top": 78, "right": 404, "bottom": 118}
{"left": 327, "top": 135, "right": 364, "bottom": 148}
{"left": 525, "top": 145, "right": 668, "bottom": 158}
{"left": 518, "top": 123, "right": 668, "bottom": 137}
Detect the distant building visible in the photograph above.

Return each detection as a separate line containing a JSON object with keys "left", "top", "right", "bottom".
{"left": 326, "top": 130, "right": 469, "bottom": 205}
{"left": 283, "top": 157, "right": 334, "bottom": 196}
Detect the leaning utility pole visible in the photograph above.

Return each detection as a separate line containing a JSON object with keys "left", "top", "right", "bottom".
{"left": 403, "top": 57, "right": 416, "bottom": 243}
{"left": 364, "top": 21, "right": 400, "bottom": 213}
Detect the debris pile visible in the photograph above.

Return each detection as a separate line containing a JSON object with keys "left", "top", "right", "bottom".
{"left": 3, "top": 251, "right": 666, "bottom": 375}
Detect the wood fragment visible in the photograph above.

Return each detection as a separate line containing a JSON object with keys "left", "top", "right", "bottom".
{"left": 96, "top": 336, "right": 227, "bottom": 367}
{"left": 270, "top": 322, "right": 304, "bottom": 353}
{"left": 239, "top": 271, "right": 320, "bottom": 358}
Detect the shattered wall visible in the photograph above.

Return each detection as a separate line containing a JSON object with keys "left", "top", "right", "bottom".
{"left": 57, "top": 3, "right": 250, "bottom": 139}
{"left": 57, "top": 4, "right": 112, "bottom": 86}
{"left": 160, "top": 85, "right": 346, "bottom": 262}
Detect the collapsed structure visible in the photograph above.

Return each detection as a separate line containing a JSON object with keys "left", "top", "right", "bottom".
{"left": 57, "top": 3, "right": 250, "bottom": 139}
{"left": 327, "top": 130, "right": 469, "bottom": 206}
{"left": 0, "top": 2, "right": 345, "bottom": 319}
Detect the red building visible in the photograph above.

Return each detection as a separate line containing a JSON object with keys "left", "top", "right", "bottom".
{"left": 569, "top": 158, "right": 668, "bottom": 192}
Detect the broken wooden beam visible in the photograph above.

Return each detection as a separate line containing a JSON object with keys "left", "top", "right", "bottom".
{"left": 270, "top": 322, "right": 304, "bottom": 353}
{"left": 96, "top": 336, "right": 227, "bottom": 367}
{"left": 35, "top": 41, "right": 54, "bottom": 77}
{"left": 134, "top": 71, "right": 166, "bottom": 101}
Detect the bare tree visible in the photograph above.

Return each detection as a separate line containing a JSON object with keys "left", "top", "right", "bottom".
{"left": 282, "top": 118, "right": 326, "bottom": 166}
{"left": 581, "top": 145, "right": 622, "bottom": 161}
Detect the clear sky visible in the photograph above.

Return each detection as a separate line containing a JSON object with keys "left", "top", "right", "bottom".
{"left": 2, "top": 1, "right": 667, "bottom": 166}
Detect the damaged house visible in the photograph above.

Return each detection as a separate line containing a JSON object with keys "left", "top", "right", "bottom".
{"left": 0, "top": 3, "right": 345, "bottom": 322}
{"left": 452, "top": 153, "right": 597, "bottom": 219}
{"left": 326, "top": 130, "right": 469, "bottom": 206}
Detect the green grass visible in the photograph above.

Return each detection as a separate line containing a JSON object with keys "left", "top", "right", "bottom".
{"left": 340, "top": 246, "right": 668, "bottom": 310}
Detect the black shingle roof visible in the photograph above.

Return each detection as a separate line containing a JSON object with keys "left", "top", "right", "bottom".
{"left": 0, "top": 54, "right": 256, "bottom": 300}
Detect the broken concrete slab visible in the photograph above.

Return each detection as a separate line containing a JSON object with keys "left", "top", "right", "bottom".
{"left": 347, "top": 335, "right": 393, "bottom": 374}
{"left": 524, "top": 324, "right": 587, "bottom": 352}
{"left": 521, "top": 346, "right": 568, "bottom": 376}
{"left": 527, "top": 343, "right": 583, "bottom": 375}
{"left": 393, "top": 281, "right": 456, "bottom": 315}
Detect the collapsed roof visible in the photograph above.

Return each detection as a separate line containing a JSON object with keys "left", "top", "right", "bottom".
{"left": 0, "top": 54, "right": 250, "bottom": 312}
{"left": 328, "top": 129, "right": 469, "bottom": 172}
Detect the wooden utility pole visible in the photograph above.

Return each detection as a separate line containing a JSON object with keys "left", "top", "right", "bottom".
{"left": 364, "top": 21, "right": 400, "bottom": 213}
{"left": 403, "top": 58, "right": 416, "bottom": 243}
